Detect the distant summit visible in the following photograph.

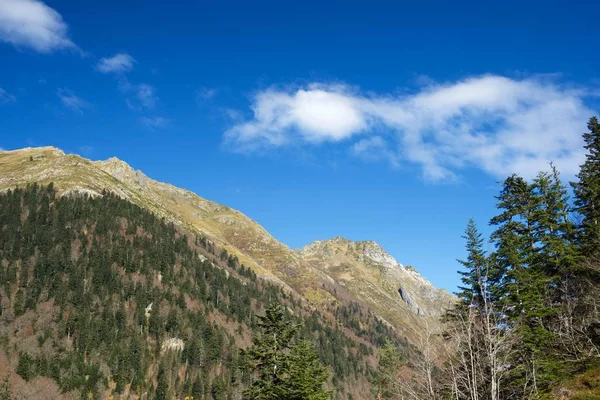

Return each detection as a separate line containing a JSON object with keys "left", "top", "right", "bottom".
{"left": 0, "top": 146, "right": 454, "bottom": 344}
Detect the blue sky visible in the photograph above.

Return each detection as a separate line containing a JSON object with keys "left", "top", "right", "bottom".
{"left": 1, "top": 0, "right": 599, "bottom": 291}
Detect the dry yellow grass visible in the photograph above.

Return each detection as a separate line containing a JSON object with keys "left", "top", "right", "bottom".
{"left": 0, "top": 146, "right": 454, "bottom": 345}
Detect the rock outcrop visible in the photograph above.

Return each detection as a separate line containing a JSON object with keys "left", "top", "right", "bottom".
{"left": 0, "top": 146, "right": 455, "bottom": 344}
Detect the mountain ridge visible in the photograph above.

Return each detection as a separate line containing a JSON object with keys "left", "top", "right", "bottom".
{"left": 0, "top": 146, "right": 454, "bottom": 343}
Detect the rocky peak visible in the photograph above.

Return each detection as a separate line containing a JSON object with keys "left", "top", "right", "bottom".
{"left": 296, "top": 235, "right": 452, "bottom": 321}
{"left": 356, "top": 240, "right": 404, "bottom": 268}
{"left": 95, "top": 157, "right": 148, "bottom": 188}
{"left": 0, "top": 146, "right": 455, "bottom": 346}
{"left": 299, "top": 236, "right": 413, "bottom": 275}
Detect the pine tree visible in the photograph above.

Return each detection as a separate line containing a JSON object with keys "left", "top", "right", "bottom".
{"left": 374, "top": 340, "right": 402, "bottom": 399}
{"left": 286, "top": 340, "right": 330, "bottom": 400}
{"left": 488, "top": 174, "right": 555, "bottom": 394}
{"left": 533, "top": 167, "right": 578, "bottom": 276}
{"left": 242, "top": 303, "right": 330, "bottom": 400}
{"left": 572, "top": 116, "right": 600, "bottom": 256}
{"left": 488, "top": 169, "right": 578, "bottom": 393}
{"left": 455, "top": 219, "right": 488, "bottom": 307}
{"left": 149, "top": 302, "right": 162, "bottom": 339}
{"left": 242, "top": 303, "right": 297, "bottom": 400}
{"left": 489, "top": 174, "right": 538, "bottom": 310}
{"left": 154, "top": 364, "right": 169, "bottom": 400}
{"left": 16, "top": 353, "right": 32, "bottom": 381}
{"left": 0, "top": 375, "right": 11, "bottom": 400}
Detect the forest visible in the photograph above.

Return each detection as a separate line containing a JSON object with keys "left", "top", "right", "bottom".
{"left": 0, "top": 182, "right": 402, "bottom": 399}
{"left": 374, "top": 117, "right": 600, "bottom": 399}
{"left": 1, "top": 117, "right": 600, "bottom": 400}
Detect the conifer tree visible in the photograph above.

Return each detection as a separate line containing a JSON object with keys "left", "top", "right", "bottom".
{"left": 489, "top": 174, "right": 537, "bottom": 310}
{"left": 572, "top": 116, "right": 600, "bottom": 256}
{"left": 489, "top": 173, "right": 560, "bottom": 393}
{"left": 456, "top": 219, "right": 488, "bottom": 307}
{"left": 0, "top": 375, "right": 11, "bottom": 400}
{"left": 533, "top": 167, "right": 578, "bottom": 274}
{"left": 374, "top": 340, "right": 403, "bottom": 399}
{"left": 242, "top": 303, "right": 330, "bottom": 400}
{"left": 243, "top": 303, "right": 297, "bottom": 399}
{"left": 154, "top": 364, "right": 169, "bottom": 400}
{"left": 286, "top": 340, "right": 330, "bottom": 400}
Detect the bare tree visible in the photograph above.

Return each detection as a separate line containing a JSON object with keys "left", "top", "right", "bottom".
{"left": 395, "top": 320, "right": 438, "bottom": 400}
{"left": 440, "top": 251, "right": 519, "bottom": 400}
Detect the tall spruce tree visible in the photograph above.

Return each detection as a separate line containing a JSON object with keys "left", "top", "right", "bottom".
{"left": 533, "top": 166, "right": 578, "bottom": 276}
{"left": 154, "top": 364, "right": 169, "bottom": 400}
{"left": 374, "top": 340, "right": 403, "bottom": 399}
{"left": 243, "top": 303, "right": 297, "bottom": 399}
{"left": 286, "top": 340, "right": 331, "bottom": 400}
{"left": 572, "top": 116, "right": 600, "bottom": 256}
{"left": 456, "top": 219, "right": 488, "bottom": 307}
{"left": 242, "top": 303, "right": 330, "bottom": 400}
{"left": 489, "top": 174, "right": 560, "bottom": 393}
{"left": 489, "top": 174, "right": 538, "bottom": 310}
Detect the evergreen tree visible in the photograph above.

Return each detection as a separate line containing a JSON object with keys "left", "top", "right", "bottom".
{"left": 242, "top": 303, "right": 297, "bottom": 400}
{"left": 533, "top": 167, "right": 578, "bottom": 276}
{"left": 572, "top": 116, "right": 600, "bottom": 256}
{"left": 455, "top": 219, "right": 488, "bottom": 307}
{"left": 0, "top": 375, "right": 11, "bottom": 400}
{"left": 286, "top": 340, "right": 330, "bottom": 400}
{"left": 154, "top": 364, "right": 169, "bottom": 400}
{"left": 149, "top": 302, "right": 162, "bottom": 339}
{"left": 374, "top": 340, "right": 402, "bottom": 399}
{"left": 488, "top": 172, "right": 566, "bottom": 393}
{"left": 16, "top": 353, "right": 32, "bottom": 381}
{"left": 489, "top": 174, "right": 538, "bottom": 311}
{"left": 242, "top": 304, "right": 330, "bottom": 400}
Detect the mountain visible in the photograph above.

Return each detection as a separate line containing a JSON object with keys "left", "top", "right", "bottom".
{"left": 0, "top": 183, "right": 393, "bottom": 399}
{"left": 296, "top": 237, "right": 453, "bottom": 340}
{"left": 0, "top": 147, "right": 453, "bottom": 343}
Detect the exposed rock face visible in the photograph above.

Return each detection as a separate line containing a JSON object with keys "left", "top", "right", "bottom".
{"left": 398, "top": 287, "right": 420, "bottom": 315}
{"left": 0, "top": 146, "right": 455, "bottom": 344}
{"left": 296, "top": 237, "right": 455, "bottom": 339}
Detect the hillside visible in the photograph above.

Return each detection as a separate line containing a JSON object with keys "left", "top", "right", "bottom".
{"left": 296, "top": 237, "right": 453, "bottom": 340}
{"left": 0, "top": 147, "right": 453, "bottom": 346}
{"left": 0, "top": 183, "right": 399, "bottom": 399}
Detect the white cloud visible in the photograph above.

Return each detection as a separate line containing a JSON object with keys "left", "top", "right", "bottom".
{"left": 96, "top": 52, "right": 136, "bottom": 74}
{"left": 225, "top": 76, "right": 596, "bottom": 181}
{"left": 122, "top": 83, "right": 158, "bottom": 110}
{"left": 125, "top": 83, "right": 157, "bottom": 110}
{"left": 57, "top": 88, "right": 90, "bottom": 113}
{"left": 140, "top": 116, "right": 170, "bottom": 129}
{"left": 351, "top": 136, "right": 399, "bottom": 167}
{"left": 222, "top": 108, "right": 243, "bottom": 121}
{"left": 0, "top": 88, "right": 16, "bottom": 104}
{"left": 137, "top": 84, "right": 157, "bottom": 108}
{"left": 0, "top": 0, "right": 77, "bottom": 53}
{"left": 227, "top": 85, "right": 367, "bottom": 149}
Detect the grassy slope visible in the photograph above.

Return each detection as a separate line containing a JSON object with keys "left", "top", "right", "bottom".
{"left": 0, "top": 146, "right": 453, "bottom": 344}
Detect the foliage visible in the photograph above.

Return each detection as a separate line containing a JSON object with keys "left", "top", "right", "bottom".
{"left": 440, "top": 116, "right": 600, "bottom": 399}
{"left": 373, "top": 115, "right": 600, "bottom": 400}
{"left": 572, "top": 116, "right": 600, "bottom": 256}
{"left": 242, "top": 303, "right": 330, "bottom": 400}
{"left": 0, "top": 375, "right": 11, "bottom": 400}
{"left": 0, "top": 184, "right": 383, "bottom": 399}
{"left": 374, "top": 340, "right": 403, "bottom": 399}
